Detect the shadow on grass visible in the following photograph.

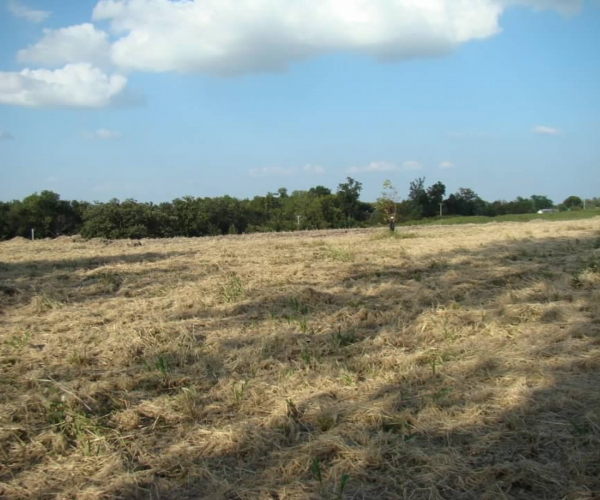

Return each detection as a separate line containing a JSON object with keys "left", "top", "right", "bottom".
{"left": 1, "top": 232, "right": 599, "bottom": 499}
{"left": 0, "top": 250, "right": 203, "bottom": 310}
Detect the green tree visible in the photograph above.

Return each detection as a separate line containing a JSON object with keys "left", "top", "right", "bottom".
{"left": 376, "top": 179, "right": 399, "bottom": 222}
{"left": 585, "top": 197, "right": 600, "bottom": 209}
{"left": 8, "top": 191, "right": 81, "bottom": 238}
{"left": 445, "top": 188, "right": 485, "bottom": 216}
{"left": 407, "top": 177, "right": 429, "bottom": 218}
{"left": 509, "top": 196, "right": 535, "bottom": 214}
{"left": 562, "top": 196, "right": 583, "bottom": 209}
{"left": 81, "top": 199, "right": 171, "bottom": 239}
{"left": 407, "top": 178, "right": 446, "bottom": 218}
{"left": 308, "top": 185, "right": 332, "bottom": 197}
{"left": 530, "top": 195, "right": 554, "bottom": 212}
{"left": 424, "top": 181, "right": 446, "bottom": 217}
{"left": 336, "top": 177, "right": 366, "bottom": 225}
{"left": 0, "top": 202, "right": 11, "bottom": 240}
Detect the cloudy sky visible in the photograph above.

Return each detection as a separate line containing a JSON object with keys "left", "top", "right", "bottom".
{"left": 0, "top": 0, "right": 598, "bottom": 203}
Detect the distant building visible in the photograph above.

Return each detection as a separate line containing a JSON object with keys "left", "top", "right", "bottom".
{"left": 537, "top": 208, "right": 557, "bottom": 214}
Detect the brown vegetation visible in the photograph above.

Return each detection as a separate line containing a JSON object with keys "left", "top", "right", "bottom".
{"left": 1, "top": 219, "right": 599, "bottom": 499}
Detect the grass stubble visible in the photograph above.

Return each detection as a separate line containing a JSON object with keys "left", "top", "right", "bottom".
{"left": 0, "top": 219, "right": 599, "bottom": 499}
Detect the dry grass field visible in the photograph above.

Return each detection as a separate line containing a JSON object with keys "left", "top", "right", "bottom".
{"left": 1, "top": 219, "right": 600, "bottom": 500}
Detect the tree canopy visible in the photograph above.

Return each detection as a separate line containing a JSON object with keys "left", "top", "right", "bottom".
{"left": 0, "top": 180, "right": 590, "bottom": 241}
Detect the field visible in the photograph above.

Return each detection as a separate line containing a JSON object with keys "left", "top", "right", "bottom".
{"left": 400, "top": 209, "right": 600, "bottom": 227}
{"left": 1, "top": 218, "right": 600, "bottom": 499}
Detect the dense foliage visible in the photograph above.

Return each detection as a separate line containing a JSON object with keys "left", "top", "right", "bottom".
{"left": 0, "top": 178, "right": 594, "bottom": 240}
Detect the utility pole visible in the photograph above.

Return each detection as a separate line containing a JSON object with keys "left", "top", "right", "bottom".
{"left": 439, "top": 203, "right": 443, "bottom": 218}
{"left": 31, "top": 228, "right": 35, "bottom": 241}
{"left": 296, "top": 215, "right": 301, "bottom": 230}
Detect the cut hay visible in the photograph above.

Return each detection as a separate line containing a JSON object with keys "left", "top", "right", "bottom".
{"left": 0, "top": 218, "right": 599, "bottom": 499}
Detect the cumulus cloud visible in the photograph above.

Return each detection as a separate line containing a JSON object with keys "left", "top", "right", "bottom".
{"left": 87, "top": 0, "right": 580, "bottom": 75}
{"left": 249, "top": 167, "right": 295, "bottom": 178}
{"left": 302, "top": 164, "right": 325, "bottom": 174}
{"left": 533, "top": 125, "right": 561, "bottom": 135}
{"left": 348, "top": 160, "right": 422, "bottom": 173}
{"left": 89, "top": 0, "right": 507, "bottom": 75}
{"left": 0, "top": 63, "right": 127, "bottom": 108}
{"left": 403, "top": 160, "right": 423, "bottom": 171}
{"left": 7, "top": 0, "right": 49, "bottom": 23}
{"left": 84, "top": 128, "right": 122, "bottom": 140}
{"left": 348, "top": 161, "right": 395, "bottom": 173}
{"left": 0, "top": 131, "right": 15, "bottom": 142}
{"left": 17, "top": 24, "right": 111, "bottom": 68}
{"left": 249, "top": 164, "right": 325, "bottom": 177}
{"left": 439, "top": 161, "right": 454, "bottom": 169}
{"left": 3, "top": 0, "right": 582, "bottom": 106}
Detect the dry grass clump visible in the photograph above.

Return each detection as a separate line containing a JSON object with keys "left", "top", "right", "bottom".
{"left": 1, "top": 219, "right": 600, "bottom": 499}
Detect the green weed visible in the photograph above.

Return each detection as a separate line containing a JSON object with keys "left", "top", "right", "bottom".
{"left": 310, "top": 458, "right": 323, "bottom": 489}
{"left": 155, "top": 355, "right": 170, "bottom": 380}
{"left": 232, "top": 380, "right": 248, "bottom": 404}
{"left": 221, "top": 275, "right": 245, "bottom": 303}
{"left": 34, "top": 290, "right": 63, "bottom": 312}
{"left": 46, "top": 400, "right": 105, "bottom": 454}
{"left": 310, "top": 458, "right": 350, "bottom": 499}
{"left": 297, "top": 315, "right": 309, "bottom": 333}
{"left": 68, "top": 348, "right": 90, "bottom": 367}
{"left": 6, "top": 331, "right": 30, "bottom": 350}
{"left": 300, "top": 346, "right": 313, "bottom": 366}
{"left": 442, "top": 318, "right": 456, "bottom": 342}
{"left": 286, "top": 398, "right": 300, "bottom": 419}
{"left": 331, "top": 328, "right": 356, "bottom": 348}
{"left": 324, "top": 246, "right": 355, "bottom": 262}
{"left": 290, "top": 297, "right": 312, "bottom": 315}
{"left": 381, "top": 420, "right": 419, "bottom": 441}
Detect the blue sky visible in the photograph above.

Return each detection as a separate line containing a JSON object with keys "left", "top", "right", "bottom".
{"left": 0, "top": 0, "right": 599, "bottom": 204}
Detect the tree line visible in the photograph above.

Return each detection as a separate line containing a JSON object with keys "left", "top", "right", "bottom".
{"left": 0, "top": 177, "right": 595, "bottom": 240}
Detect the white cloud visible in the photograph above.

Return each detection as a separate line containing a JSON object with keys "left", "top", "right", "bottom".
{"left": 439, "top": 160, "right": 454, "bottom": 169}
{"left": 3, "top": 0, "right": 581, "bottom": 106}
{"left": 0, "top": 131, "right": 15, "bottom": 142}
{"left": 249, "top": 167, "right": 295, "bottom": 178}
{"left": 348, "top": 161, "right": 394, "bottom": 173}
{"left": 403, "top": 160, "right": 423, "bottom": 171}
{"left": 302, "top": 164, "right": 325, "bottom": 174}
{"left": 0, "top": 63, "right": 127, "bottom": 108}
{"left": 348, "top": 160, "right": 422, "bottom": 173}
{"left": 7, "top": 0, "right": 50, "bottom": 23}
{"left": 84, "top": 128, "right": 122, "bottom": 140}
{"left": 17, "top": 24, "right": 111, "bottom": 68}
{"left": 249, "top": 164, "right": 325, "bottom": 177}
{"left": 87, "top": 0, "right": 579, "bottom": 75}
{"left": 89, "top": 0, "right": 508, "bottom": 75}
{"left": 533, "top": 125, "right": 561, "bottom": 135}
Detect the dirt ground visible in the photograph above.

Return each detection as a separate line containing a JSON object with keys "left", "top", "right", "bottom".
{"left": 1, "top": 219, "right": 599, "bottom": 499}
